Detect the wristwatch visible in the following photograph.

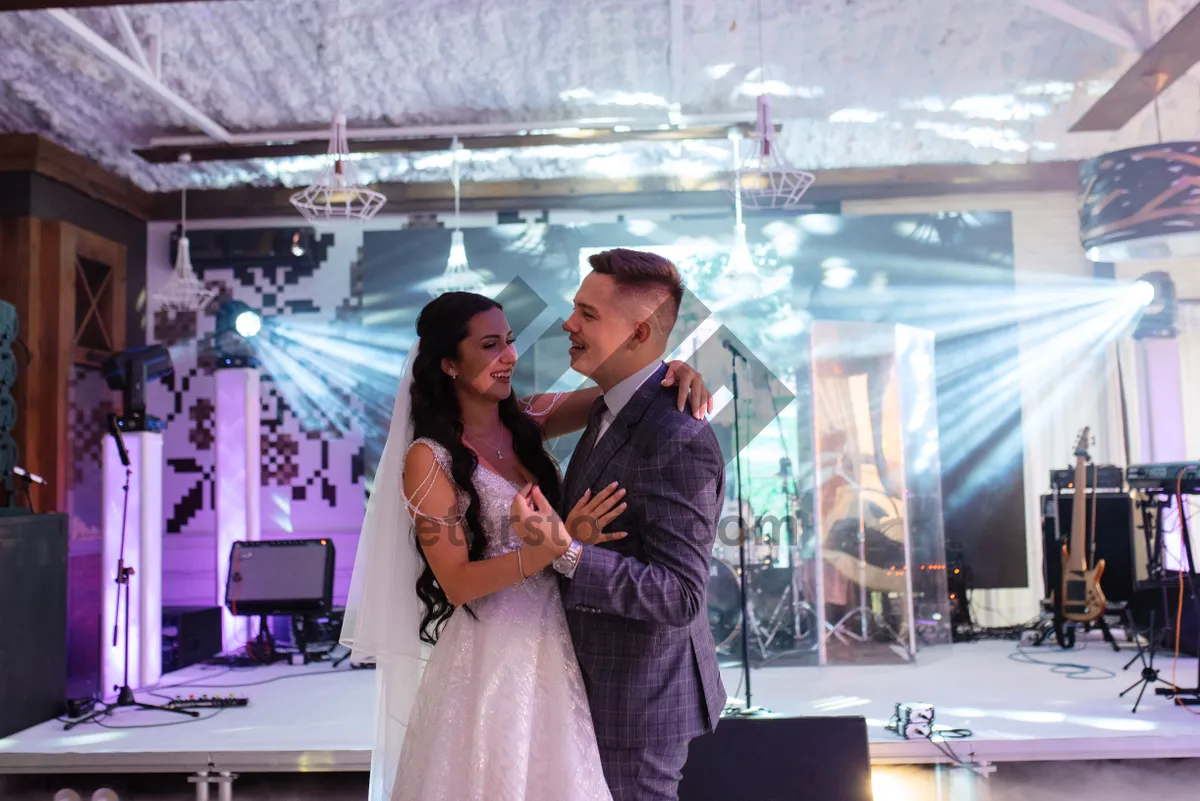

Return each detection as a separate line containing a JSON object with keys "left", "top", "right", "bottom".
{"left": 553, "top": 540, "right": 583, "bottom": 578}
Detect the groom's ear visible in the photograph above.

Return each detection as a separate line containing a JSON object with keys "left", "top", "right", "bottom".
{"left": 630, "top": 319, "right": 654, "bottom": 345}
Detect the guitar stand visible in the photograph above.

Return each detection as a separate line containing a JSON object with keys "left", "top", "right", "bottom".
{"left": 1088, "top": 611, "right": 1122, "bottom": 653}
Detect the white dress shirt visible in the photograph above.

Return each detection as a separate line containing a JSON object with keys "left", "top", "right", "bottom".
{"left": 594, "top": 359, "right": 664, "bottom": 444}
{"left": 554, "top": 360, "right": 663, "bottom": 580}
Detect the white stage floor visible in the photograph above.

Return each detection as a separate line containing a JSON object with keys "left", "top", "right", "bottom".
{"left": 3, "top": 638, "right": 1200, "bottom": 775}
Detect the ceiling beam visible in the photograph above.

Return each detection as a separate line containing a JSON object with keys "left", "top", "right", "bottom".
{"left": 0, "top": 1, "right": 245, "bottom": 9}
{"left": 0, "top": 134, "right": 154, "bottom": 219}
{"left": 110, "top": 6, "right": 151, "bottom": 75}
{"left": 1021, "top": 0, "right": 1142, "bottom": 52}
{"left": 152, "top": 161, "right": 1081, "bottom": 221}
{"left": 134, "top": 124, "right": 761, "bottom": 164}
{"left": 1069, "top": 2, "right": 1200, "bottom": 132}
{"left": 45, "top": 8, "right": 233, "bottom": 142}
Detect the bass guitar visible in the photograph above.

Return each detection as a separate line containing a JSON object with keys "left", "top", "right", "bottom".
{"left": 1060, "top": 427, "right": 1106, "bottom": 623}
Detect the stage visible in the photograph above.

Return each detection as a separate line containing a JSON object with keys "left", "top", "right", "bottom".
{"left": 3, "top": 637, "right": 1199, "bottom": 777}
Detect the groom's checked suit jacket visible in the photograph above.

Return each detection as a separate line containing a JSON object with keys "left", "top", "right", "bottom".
{"left": 559, "top": 362, "right": 726, "bottom": 749}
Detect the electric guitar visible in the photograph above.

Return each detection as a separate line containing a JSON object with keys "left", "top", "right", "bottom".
{"left": 1060, "top": 427, "right": 1107, "bottom": 623}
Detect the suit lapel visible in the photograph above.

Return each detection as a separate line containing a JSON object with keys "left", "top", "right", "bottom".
{"left": 571, "top": 363, "right": 667, "bottom": 497}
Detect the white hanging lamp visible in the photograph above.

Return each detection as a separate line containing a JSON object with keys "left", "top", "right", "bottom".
{"left": 428, "top": 139, "right": 485, "bottom": 297}
{"left": 735, "top": 94, "right": 814, "bottom": 210}
{"left": 732, "top": 1, "right": 814, "bottom": 210}
{"left": 716, "top": 132, "right": 762, "bottom": 300}
{"left": 153, "top": 154, "right": 217, "bottom": 312}
{"left": 290, "top": 113, "right": 387, "bottom": 222}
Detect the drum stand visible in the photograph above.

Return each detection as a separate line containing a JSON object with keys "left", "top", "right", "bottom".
{"left": 824, "top": 482, "right": 872, "bottom": 644}
{"left": 821, "top": 474, "right": 909, "bottom": 654}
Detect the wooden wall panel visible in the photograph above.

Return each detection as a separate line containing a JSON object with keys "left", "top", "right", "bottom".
{"left": 0, "top": 217, "right": 127, "bottom": 513}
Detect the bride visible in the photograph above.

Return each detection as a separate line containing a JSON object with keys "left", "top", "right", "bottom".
{"left": 340, "top": 291, "right": 712, "bottom": 801}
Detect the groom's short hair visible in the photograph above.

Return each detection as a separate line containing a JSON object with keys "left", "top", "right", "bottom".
{"left": 587, "top": 249, "right": 683, "bottom": 331}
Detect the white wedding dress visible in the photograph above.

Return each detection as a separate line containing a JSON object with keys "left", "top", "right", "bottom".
{"left": 389, "top": 438, "right": 613, "bottom": 801}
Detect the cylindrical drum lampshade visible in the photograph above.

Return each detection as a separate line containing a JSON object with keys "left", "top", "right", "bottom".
{"left": 1079, "top": 141, "right": 1200, "bottom": 262}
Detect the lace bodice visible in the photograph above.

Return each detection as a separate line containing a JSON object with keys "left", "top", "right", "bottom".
{"left": 407, "top": 437, "right": 525, "bottom": 560}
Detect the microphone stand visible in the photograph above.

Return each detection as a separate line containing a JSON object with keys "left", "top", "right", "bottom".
{"left": 65, "top": 415, "right": 197, "bottom": 729}
{"left": 722, "top": 339, "right": 767, "bottom": 717}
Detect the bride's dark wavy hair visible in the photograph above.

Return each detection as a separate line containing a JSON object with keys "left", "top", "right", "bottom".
{"left": 410, "top": 291, "right": 562, "bottom": 645}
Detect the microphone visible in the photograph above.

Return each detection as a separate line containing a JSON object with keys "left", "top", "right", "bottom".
{"left": 12, "top": 466, "right": 48, "bottom": 486}
{"left": 722, "top": 338, "right": 748, "bottom": 363}
{"left": 107, "top": 414, "right": 131, "bottom": 468}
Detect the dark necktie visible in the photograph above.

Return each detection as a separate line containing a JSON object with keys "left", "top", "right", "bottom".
{"left": 575, "top": 395, "right": 608, "bottom": 463}
{"left": 566, "top": 395, "right": 607, "bottom": 498}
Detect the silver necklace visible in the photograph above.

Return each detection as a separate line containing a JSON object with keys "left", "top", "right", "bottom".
{"left": 464, "top": 428, "right": 504, "bottom": 460}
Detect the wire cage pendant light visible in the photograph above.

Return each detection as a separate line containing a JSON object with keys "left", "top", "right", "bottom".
{"left": 290, "top": 113, "right": 387, "bottom": 222}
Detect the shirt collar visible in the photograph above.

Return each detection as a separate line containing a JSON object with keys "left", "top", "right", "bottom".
{"left": 602, "top": 360, "right": 664, "bottom": 418}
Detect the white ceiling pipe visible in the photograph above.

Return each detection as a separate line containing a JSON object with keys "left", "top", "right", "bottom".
{"left": 46, "top": 8, "right": 232, "bottom": 142}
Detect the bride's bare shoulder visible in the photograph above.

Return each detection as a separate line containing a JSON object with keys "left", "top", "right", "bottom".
{"left": 403, "top": 440, "right": 459, "bottom": 519}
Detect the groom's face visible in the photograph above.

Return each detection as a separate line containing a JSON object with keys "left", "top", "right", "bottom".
{"left": 563, "top": 272, "right": 637, "bottom": 386}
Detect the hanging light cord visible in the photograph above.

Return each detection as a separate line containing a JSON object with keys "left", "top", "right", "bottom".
{"left": 451, "top": 137, "right": 463, "bottom": 229}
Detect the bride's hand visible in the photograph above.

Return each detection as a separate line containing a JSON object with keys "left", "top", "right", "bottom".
{"left": 565, "top": 482, "right": 628, "bottom": 545}
{"left": 510, "top": 483, "right": 626, "bottom": 552}
{"left": 662, "top": 360, "right": 715, "bottom": 420}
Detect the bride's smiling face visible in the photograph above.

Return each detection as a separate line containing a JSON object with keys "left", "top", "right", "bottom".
{"left": 442, "top": 307, "right": 518, "bottom": 403}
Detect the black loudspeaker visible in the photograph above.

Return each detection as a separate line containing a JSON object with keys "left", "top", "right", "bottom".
{"left": 679, "top": 716, "right": 872, "bottom": 801}
{"left": 1041, "top": 493, "right": 1137, "bottom": 605}
{"left": 0, "top": 513, "right": 68, "bottom": 737}
{"left": 0, "top": 299, "right": 18, "bottom": 498}
{"left": 162, "top": 606, "right": 223, "bottom": 674}
{"left": 1131, "top": 578, "right": 1200, "bottom": 657}
{"left": 225, "top": 539, "right": 335, "bottom": 617}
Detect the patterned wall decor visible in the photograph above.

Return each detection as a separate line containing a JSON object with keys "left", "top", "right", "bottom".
{"left": 64, "top": 364, "right": 114, "bottom": 697}
{"left": 65, "top": 364, "right": 113, "bottom": 543}
{"left": 151, "top": 233, "right": 367, "bottom": 527}
{"left": 145, "top": 225, "right": 373, "bottom": 606}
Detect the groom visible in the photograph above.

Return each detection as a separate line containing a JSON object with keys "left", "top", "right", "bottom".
{"left": 551, "top": 249, "right": 726, "bottom": 801}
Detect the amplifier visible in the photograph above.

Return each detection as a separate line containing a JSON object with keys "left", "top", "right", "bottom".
{"left": 1130, "top": 577, "right": 1200, "bottom": 658}
{"left": 0, "top": 514, "right": 68, "bottom": 738}
{"left": 162, "top": 606, "right": 222, "bottom": 674}
{"left": 1041, "top": 494, "right": 1137, "bottom": 605}
{"left": 1049, "top": 465, "right": 1124, "bottom": 491}
{"left": 1128, "top": 462, "right": 1200, "bottom": 493}
{"left": 225, "top": 539, "right": 335, "bottom": 618}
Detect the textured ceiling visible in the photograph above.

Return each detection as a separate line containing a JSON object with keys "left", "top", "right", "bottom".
{"left": 1, "top": 0, "right": 1199, "bottom": 192}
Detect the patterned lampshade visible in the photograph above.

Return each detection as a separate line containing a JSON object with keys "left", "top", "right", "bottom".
{"left": 1079, "top": 141, "right": 1200, "bottom": 262}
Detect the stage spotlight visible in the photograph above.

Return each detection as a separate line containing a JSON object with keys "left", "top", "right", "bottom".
{"left": 53, "top": 791, "right": 81, "bottom": 801}
{"left": 101, "top": 345, "right": 174, "bottom": 432}
{"left": 217, "top": 300, "right": 262, "bottom": 339}
{"left": 1133, "top": 279, "right": 1156, "bottom": 308}
{"left": 212, "top": 300, "right": 263, "bottom": 369}
{"left": 92, "top": 789, "right": 120, "bottom": 801}
{"left": 1133, "top": 270, "right": 1176, "bottom": 339}
{"left": 235, "top": 310, "right": 262, "bottom": 338}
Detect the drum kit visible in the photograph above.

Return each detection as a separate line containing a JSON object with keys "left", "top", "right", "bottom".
{"left": 707, "top": 495, "right": 816, "bottom": 657}
{"left": 705, "top": 460, "right": 910, "bottom": 661}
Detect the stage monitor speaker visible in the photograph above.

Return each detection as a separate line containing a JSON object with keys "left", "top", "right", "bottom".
{"left": 679, "top": 716, "right": 872, "bottom": 801}
{"left": 162, "top": 606, "right": 223, "bottom": 674}
{"left": 0, "top": 513, "right": 68, "bottom": 738}
{"left": 1, "top": 298, "right": 18, "bottom": 498}
{"left": 1041, "top": 493, "right": 1137, "bottom": 605}
{"left": 225, "top": 538, "right": 335, "bottom": 618}
{"left": 1131, "top": 578, "right": 1200, "bottom": 657}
